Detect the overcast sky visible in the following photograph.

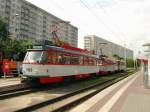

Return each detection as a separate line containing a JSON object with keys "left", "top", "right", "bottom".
{"left": 27, "top": 0, "right": 150, "bottom": 57}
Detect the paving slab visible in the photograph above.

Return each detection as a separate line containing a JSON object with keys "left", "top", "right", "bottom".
{"left": 70, "top": 71, "right": 149, "bottom": 112}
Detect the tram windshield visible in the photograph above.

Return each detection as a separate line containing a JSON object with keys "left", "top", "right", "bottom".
{"left": 24, "top": 51, "right": 49, "bottom": 63}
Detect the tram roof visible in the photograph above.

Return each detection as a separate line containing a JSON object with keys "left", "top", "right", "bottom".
{"left": 27, "top": 45, "right": 99, "bottom": 59}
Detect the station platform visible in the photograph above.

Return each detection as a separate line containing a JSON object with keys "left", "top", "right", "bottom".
{"left": 0, "top": 78, "right": 20, "bottom": 87}
{"left": 70, "top": 71, "right": 150, "bottom": 112}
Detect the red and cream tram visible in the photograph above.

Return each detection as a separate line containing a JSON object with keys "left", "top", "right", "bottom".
{"left": 22, "top": 45, "right": 125, "bottom": 84}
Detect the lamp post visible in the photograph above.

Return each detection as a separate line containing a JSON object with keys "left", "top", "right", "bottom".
{"left": 143, "top": 43, "right": 150, "bottom": 88}
{"left": 143, "top": 43, "right": 150, "bottom": 76}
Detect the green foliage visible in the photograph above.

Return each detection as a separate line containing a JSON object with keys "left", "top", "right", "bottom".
{"left": 126, "top": 58, "right": 134, "bottom": 68}
{"left": 2, "top": 39, "right": 34, "bottom": 59}
{"left": 0, "top": 16, "right": 8, "bottom": 57}
{"left": 0, "top": 16, "right": 7, "bottom": 39}
{"left": 0, "top": 16, "right": 34, "bottom": 59}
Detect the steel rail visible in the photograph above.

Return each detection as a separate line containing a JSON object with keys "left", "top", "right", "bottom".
{"left": 15, "top": 71, "right": 135, "bottom": 112}
{"left": 0, "top": 84, "right": 32, "bottom": 94}
{"left": 0, "top": 82, "right": 70, "bottom": 100}
{"left": 51, "top": 73, "right": 131, "bottom": 112}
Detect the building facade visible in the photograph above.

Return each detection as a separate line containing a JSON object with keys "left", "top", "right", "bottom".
{"left": 0, "top": 0, "right": 78, "bottom": 47}
{"left": 84, "top": 35, "right": 133, "bottom": 59}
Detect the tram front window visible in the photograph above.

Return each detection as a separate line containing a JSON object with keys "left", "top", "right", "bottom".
{"left": 24, "top": 51, "right": 49, "bottom": 63}
{"left": 24, "top": 51, "right": 43, "bottom": 63}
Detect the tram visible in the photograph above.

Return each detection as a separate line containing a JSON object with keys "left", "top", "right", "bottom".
{"left": 22, "top": 44, "right": 126, "bottom": 84}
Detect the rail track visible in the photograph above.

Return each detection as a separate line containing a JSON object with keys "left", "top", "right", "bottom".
{"left": 0, "top": 83, "right": 31, "bottom": 94}
{"left": 0, "top": 71, "right": 132, "bottom": 100}
{"left": 14, "top": 71, "right": 136, "bottom": 112}
{"left": 0, "top": 81, "right": 75, "bottom": 100}
{"left": 0, "top": 83, "right": 37, "bottom": 100}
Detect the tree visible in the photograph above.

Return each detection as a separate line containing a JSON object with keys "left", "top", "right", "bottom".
{"left": 0, "top": 16, "right": 35, "bottom": 60}
{"left": 0, "top": 16, "right": 8, "bottom": 39}
{"left": 126, "top": 58, "right": 134, "bottom": 68}
{"left": 0, "top": 16, "right": 8, "bottom": 58}
{"left": 4, "top": 39, "right": 35, "bottom": 59}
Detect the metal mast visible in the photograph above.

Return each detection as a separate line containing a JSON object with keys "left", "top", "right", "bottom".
{"left": 143, "top": 43, "right": 150, "bottom": 75}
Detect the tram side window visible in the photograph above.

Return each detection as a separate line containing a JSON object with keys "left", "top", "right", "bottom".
{"left": 89, "top": 58, "right": 94, "bottom": 65}
{"left": 71, "top": 55, "right": 79, "bottom": 65}
{"left": 52, "top": 52, "right": 58, "bottom": 64}
{"left": 79, "top": 56, "right": 84, "bottom": 65}
{"left": 94, "top": 59, "right": 97, "bottom": 66}
{"left": 58, "top": 52, "right": 63, "bottom": 64}
{"left": 40, "top": 51, "right": 50, "bottom": 63}
{"left": 51, "top": 51, "right": 63, "bottom": 64}
{"left": 84, "top": 57, "right": 89, "bottom": 65}
{"left": 63, "top": 54, "right": 70, "bottom": 64}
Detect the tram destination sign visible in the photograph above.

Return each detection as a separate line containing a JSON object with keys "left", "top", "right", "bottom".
{"left": 32, "top": 45, "right": 44, "bottom": 49}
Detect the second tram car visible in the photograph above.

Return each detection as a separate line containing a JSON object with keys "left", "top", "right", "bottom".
{"left": 22, "top": 45, "right": 126, "bottom": 83}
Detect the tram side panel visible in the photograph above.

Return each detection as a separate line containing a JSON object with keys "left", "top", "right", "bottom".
{"left": 22, "top": 64, "right": 100, "bottom": 77}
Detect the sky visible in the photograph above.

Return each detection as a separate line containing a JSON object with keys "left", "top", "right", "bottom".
{"left": 27, "top": 0, "right": 150, "bottom": 58}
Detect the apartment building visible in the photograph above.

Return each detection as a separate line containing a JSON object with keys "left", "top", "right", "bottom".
{"left": 84, "top": 35, "right": 133, "bottom": 59}
{"left": 0, "top": 0, "right": 78, "bottom": 47}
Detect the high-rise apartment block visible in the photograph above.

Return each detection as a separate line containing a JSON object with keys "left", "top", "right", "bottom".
{"left": 84, "top": 35, "right": 133, "bottom": 59}
{"left": 0, "top": 0, "right": 78, "bottom": 47}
